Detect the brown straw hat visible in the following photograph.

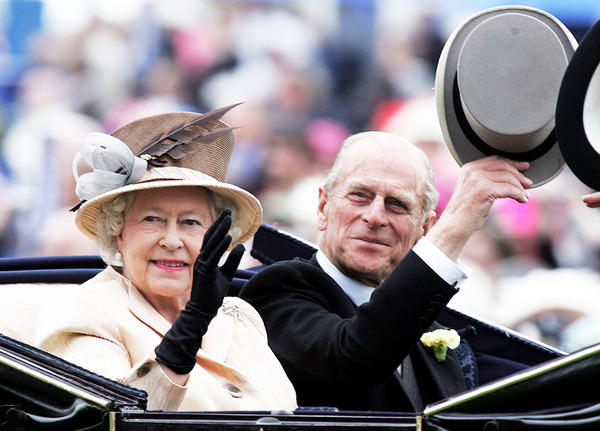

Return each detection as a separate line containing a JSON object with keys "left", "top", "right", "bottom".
{"left": 435, "top": 6, "right": 578, "bottom": 187}
{"left": 72, "top": 104, "right": 262, "bottom": 247}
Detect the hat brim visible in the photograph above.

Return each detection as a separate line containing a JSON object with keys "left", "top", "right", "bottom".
{"left": 435, "top": 6, "right": 577, "bottom": 187}
{"left": 556, "top": 19, "right": 600, "bottom": 191}
{"left": 75, "top": 167, "right": 262, "bottom": 248}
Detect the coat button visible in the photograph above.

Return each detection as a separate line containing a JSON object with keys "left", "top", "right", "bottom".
{"left": 224, "top": 383, "right": 243, "bottom": 398}
{"left": 137, "top": 362, "right": 152, "bottom": 377}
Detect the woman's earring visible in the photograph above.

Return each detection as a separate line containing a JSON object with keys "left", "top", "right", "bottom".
{"left": 115, "top": 251, "right": 122, "bottom": 260}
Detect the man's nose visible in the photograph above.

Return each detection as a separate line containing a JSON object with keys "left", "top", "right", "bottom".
{"left": 362, "top": 198, "right": 387, "bottom": 227}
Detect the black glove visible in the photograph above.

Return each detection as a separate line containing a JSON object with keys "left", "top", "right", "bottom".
{"left": 155, "top": 209, "right": 245, "bottom": 374}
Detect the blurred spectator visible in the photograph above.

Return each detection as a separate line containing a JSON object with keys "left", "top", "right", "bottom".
{"left": 257, "top": 115, "right": 350, "bottom": 243}
{"left": 561, "top": 311, "right": 600, "bottom": 352}
{"left": 306, "top": 117, "right": 351, "bottom": 171}
{"left": 1, "top": 65, "right": 100, "bottom": 256}
{"left": 0, "top": 168, "right": 17, "bottom": 257}
{"left": 225, "top": 101, "right": 272, "bottom": 196}
{"left": 496, "top": 267, "right": 600, "bottom": 350}
{"left": 258, "top": 129, "right": 322, "bottom": 242}
{"left": 76, "top": 19, "right": 138, "bottom": 118}
{"left": 37, "top": 210, "right": 98, "bottom": 257}
{"left": 103, "top": 57, "right": 198, "bottom": 131}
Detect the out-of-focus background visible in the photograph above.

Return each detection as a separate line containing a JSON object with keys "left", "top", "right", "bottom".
{"left": 1, "top": 0, "right": 600, "bottom": 352}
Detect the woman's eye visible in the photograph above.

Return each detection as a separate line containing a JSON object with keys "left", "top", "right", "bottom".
{"left": 183, "top": 219, "right": 201, "bottom": 227}
{"left": 143, "top": 215, "right": 160, "bottom": 223}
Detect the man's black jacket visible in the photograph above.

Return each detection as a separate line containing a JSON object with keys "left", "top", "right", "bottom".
{"left": 240, "top": 251, "right": 471, "bottom": 412}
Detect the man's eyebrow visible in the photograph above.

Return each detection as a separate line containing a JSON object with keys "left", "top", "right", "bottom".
{"left": 346, "top": 179, "right": 371, "bottom": 190}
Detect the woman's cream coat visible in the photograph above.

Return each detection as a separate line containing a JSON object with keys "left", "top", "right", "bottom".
{"left": 35, "top": 267, "right": 297, "bottom": 411}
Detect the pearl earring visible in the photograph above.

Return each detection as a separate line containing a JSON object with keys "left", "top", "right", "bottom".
{"left": 115, "top": 251, "right": 122, "bottom": 260}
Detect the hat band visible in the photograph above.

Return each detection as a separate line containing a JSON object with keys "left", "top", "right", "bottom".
{"left": 453, "top": 76, "right": 557, "bottom": 162}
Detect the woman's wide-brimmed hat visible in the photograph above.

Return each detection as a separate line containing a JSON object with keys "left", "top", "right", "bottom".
{"left": 556, "top": 18, "right": 600, "bottom": 191}
{"left": 72, "top": 104, "right": 262, "bottom": 248}
{"left": 435, "top": 6, "right": 578, "bottom": 187}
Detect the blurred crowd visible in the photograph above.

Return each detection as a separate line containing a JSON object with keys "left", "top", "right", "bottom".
{"left": 2, "top": 0, "right": 600, "bottom": 352}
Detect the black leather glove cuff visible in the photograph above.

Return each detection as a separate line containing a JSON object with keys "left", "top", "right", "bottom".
{"left": 155, "top": 303, "right": 217, "bottom": 375}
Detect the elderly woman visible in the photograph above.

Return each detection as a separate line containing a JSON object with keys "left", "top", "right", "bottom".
{"left": 34, "top": 105, "right": 297, "bottom": 411}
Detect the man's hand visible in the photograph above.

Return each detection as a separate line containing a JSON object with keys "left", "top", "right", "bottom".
{"left": 583, "top": 191, "right": 600, "bottom": 208}
{"left": 427, "top": 155, "right": 532, "bottom": 261}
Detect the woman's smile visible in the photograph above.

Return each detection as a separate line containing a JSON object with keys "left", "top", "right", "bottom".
{"left": 152, "top": 260, "right": 188, "bottom": 272}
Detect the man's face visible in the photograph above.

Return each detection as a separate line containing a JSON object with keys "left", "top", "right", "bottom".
{"left": 317, "top": 139, "right": 434, "bottom": 286}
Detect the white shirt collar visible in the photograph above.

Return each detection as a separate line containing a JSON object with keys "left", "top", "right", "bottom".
{"left": 316, "top": 249, "right": 375, "bottom": 306}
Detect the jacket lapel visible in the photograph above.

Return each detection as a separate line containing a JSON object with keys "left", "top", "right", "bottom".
{"left": 410, "top": 323, "right": 467, "bottom": 405}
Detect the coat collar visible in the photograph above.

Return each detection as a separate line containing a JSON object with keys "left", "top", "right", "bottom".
{"left": 102, "top": 266, "right": 239, "bottom": 366}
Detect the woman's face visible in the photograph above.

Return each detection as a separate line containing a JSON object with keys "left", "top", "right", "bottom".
{"left": 117, "top": 187, "right": 214, "bottom": 308}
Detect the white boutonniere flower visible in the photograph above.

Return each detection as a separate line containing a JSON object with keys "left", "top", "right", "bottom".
{"left": 420, "top": 328, "right": 460, "bottom": 362}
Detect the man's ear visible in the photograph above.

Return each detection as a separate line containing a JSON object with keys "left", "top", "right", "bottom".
{"left": 317, "top": 187, "right": 328, "bottom": 231}
{"left": 422, "top": 210, "right": 436, "bottom": 236}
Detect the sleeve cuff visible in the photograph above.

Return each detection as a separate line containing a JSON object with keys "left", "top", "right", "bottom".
{"left": 413, "top": 237, "right": 472, "bottom": 288}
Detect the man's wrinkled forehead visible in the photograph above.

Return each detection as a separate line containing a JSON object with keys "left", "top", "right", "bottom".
{"left": 350, "top": 138, "right": 427, "bottom": 184}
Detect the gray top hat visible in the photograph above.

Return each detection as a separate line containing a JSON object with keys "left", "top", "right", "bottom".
{"left": 435, "top": 6, "right": 578, "bottom": 187}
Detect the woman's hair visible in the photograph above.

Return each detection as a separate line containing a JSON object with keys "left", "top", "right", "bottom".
{"left": 95, "top": 187, "right": 239, "bottom": 266}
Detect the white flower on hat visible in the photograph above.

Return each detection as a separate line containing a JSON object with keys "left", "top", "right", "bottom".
{"left": 73, "top": 132, "right": 148, "bottom": 201}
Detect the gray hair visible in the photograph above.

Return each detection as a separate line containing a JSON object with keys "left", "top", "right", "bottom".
{"left": 323, "top": 132, "right": 439, "bottom": 222}
{"left": 95, "top": 187, "right": 239, "bottom": 267}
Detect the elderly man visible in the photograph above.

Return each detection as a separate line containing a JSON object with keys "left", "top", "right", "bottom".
{"left": 240, "top": 131, "right": 532, "bottom": 412}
